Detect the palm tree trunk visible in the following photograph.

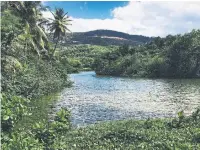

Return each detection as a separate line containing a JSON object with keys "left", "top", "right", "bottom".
{"left": 52, "top": 36, "right": 60, "bottom": 57}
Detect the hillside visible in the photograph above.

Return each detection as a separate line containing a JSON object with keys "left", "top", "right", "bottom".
{"left": 93, "top": 29, "right": 200, "bottom": 78}
{"left": 64, "top": 30, "right": 154, "bottom": 46}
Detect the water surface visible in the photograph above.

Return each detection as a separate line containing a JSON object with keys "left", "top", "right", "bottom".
{"left": 54, "top": 71, "right": 200, "bottom": 127}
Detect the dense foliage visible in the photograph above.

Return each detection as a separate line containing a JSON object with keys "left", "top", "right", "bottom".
{"left": 41, "top": 108, "right": 200, "bottom": 149}
{"left": 94, "top": 30, "right": 200, "bottom": 78}
{"left": 57, "top": 44, "right": 117, "bottom": 71}
{"left": 2, "top": 107, "right": 71, "bottom": 149}
{"left": 1, "top": 1, "right": 200, "bottom": 149}
{"left": 1, "top": 2, "right": 72, "bottom": 149}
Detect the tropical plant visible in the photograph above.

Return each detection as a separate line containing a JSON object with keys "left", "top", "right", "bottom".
{"left": 48, "top": 8, "right": 72, "bottom": 56}
{"left": 1, "top": 93, "right": 30, "bottom": 132}
{"left": 8, "top": 1, "right": 49, "bottom": 56}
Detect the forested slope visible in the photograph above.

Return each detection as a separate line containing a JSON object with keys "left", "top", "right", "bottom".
{"left": 93, "top": 30, "right": 200, "bottom": 78}
{"left": 1, "top": 2, "right": 73, "bottom": 149}
{"left": 64, "top": 29, "right": 153, "bottom": 46}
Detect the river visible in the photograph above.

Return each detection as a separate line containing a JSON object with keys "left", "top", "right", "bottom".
{"left": 53, "top": 71, "right": 200, "bottom": 127}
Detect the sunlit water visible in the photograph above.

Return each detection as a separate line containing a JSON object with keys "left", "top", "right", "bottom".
{"left": 53, "top": 71, "right": 200, "bottom": 127}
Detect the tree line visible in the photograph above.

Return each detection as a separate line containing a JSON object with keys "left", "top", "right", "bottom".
{"left": 93, "top": 30, "right": 200, "bottom": 78}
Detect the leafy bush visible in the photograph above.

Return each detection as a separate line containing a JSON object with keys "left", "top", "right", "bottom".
{"left": 146, "top": 56, "right": 165, "bottom": 77}
{"left": 33, "top": 121, "right": 56, "bottom": 146}
{"left": 32, "top": 108, "right": 71, "bottom": 148}
{"left": 53, "top": 108, "right": 71, "bottom": 133}
{"left": 1, "top": 131, "right": 44, "bottom": 150}
{"left": 2, "top": 108, "right": 72, "bottom": 149}
{"left": 1, "top": 93, "right": 30, "bottom": 132}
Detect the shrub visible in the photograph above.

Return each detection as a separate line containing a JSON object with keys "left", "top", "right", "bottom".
{"left": 1, "top": 93, "right": 30, "bottom": 132}
{"left": 1, "top": 131, "right": 44, "bottom": 150}
{"left": 146, "top": 56, "right": 165, "bottom": 77}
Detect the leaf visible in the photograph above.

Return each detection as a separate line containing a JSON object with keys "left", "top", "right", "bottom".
{"left": 37, "top": 25, "right": 47, "bottom": 41}
{"left": 39, "top": 37, "right": 44, "bottom": 49}
{"left": 25, "top": 22, "right": 30, "bottom": 35}
{"left": 178, "top": 110, "right": 184, "bottom": 119}
{"left": 35, "top": 123, "right": 40, "bottom": 128}
{"left": 3, "top": 115, "right": 10, "bottom": 120}
{"left": 31, "top": 40, "right": 40, "bottom": 57}
{"left": 4, "top": 55, "right": 23, "bottom": 72}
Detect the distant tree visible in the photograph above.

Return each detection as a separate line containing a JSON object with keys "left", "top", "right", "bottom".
{"left": 48, "top": 8, "right": 72, "bottom": 56}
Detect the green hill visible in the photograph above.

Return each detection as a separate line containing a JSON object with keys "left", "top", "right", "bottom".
{"left": 64, "top": 30, "right": 153, "bottom": 46}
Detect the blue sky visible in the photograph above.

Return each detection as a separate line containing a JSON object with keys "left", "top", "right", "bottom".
{"left": 44, "top": 1, "right": 128, "bottom": 19}
{"left": 42, "top": 1, "right": 200, "bottom": 37}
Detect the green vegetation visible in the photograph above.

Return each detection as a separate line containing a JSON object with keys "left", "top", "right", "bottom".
{"left": 48, "top": 8, "right": 72, "bottom": 56}
{"left": 94, "top": 30, "right": 200, "bottom": 78}
{"left": 2, "top": 107, "right": 72, "bottom": 149}
{"left": 1, "top": 2, "right": 73, "bottom": 149}
{"left": 58, "top": 108, "right": 200, "bottom": 149}
{"left": 14, "top": 94, "right": 60, "bottom": 131}
{"left": 1, "top": 1, "right": 200, "bottom": 149}
{"left": 58, "top": 44, "right": 117, "bottom": 71}
{"left": 61, "top": 109, "right": 200, "bottom": 149}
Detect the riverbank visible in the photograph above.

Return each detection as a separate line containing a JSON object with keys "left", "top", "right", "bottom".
{"left": 14, "top": 93, "right": 61, "bottom": 131}
{"left": 6, "top": 77, "right": 200, "bottom": 149}
{"left": 8, "top": 94, "right": 200, "bottom": 149}
{"left": 95, "top": 71, "right": 200, "bottom": 79}
{"left": 50, "top": 108, "right": 200, "bottom": 149}
{"left": 13, "top": 96, "right": 200, "bottom": 149}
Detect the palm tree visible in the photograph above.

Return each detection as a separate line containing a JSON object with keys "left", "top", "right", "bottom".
{"left": 8, "top": 1, "right": 49, "bottom": 56}
{"left": 48, "top": 8, "right": 72, "bottom": 56}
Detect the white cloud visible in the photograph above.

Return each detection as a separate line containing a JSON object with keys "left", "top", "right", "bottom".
{"left": 42, "top": 1, "right": 200, "bottom": 37}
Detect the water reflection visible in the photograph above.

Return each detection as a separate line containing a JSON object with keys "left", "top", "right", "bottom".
{"left": 54, "top": 71, "right": 200, "bottom": 127}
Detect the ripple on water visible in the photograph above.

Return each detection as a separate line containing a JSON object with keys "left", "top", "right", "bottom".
{"left": 53, "top": 71, "right": 200, "bottom": 127}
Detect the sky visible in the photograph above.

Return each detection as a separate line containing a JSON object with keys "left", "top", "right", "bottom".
{"left": 42, "top": 1, "right": 200, "bottom": 37}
